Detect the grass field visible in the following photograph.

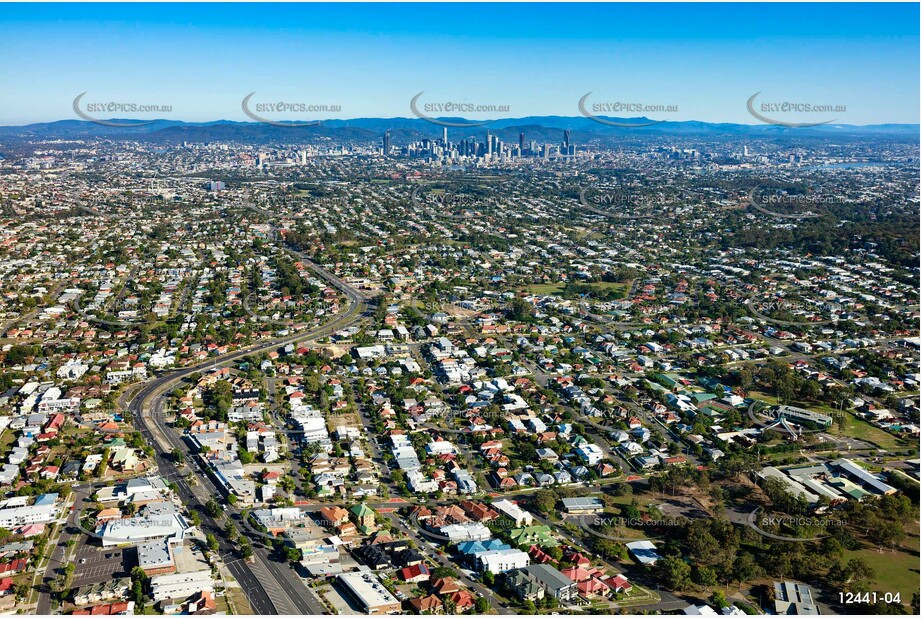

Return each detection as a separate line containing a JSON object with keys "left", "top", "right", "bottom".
{"left": 528, "top": 283, "right": 565, "bottom": 295}
{"left": 842, "top": 547, "right": 919, "bottom": 603}
{"left": 839, "top": 520, "right": 919, "bottom": 604}
{"left": 527, "top": 281, "right": 629, "bottom": 297}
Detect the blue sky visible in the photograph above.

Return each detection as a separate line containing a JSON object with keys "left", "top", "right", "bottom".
{"left": 0, "top": 3, "right": 918, "bottom": 125}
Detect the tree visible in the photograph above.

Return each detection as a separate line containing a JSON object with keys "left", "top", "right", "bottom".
{"left": 711, "top": 591, "right": 728, "bottom": 608}
{"left": 655, "top": 555, "right": 692, "bottom": 590}
{"left": 732, "top": 552, "right": 763, "bottom": 587}
{"left": 132, "top": 580, "right": 145, "bottom": 611}
{"left": 206, "top": 533, "right": 219, "bottom": 552}
{"left": 693, "top": 565, "right": 718, "bottom": 587}
{"left": 868, "top": 519, "right": 904, "bottom": 550}
{"left": 532, "top": 490, "right": 556, "bottom": 514}
{"left": 205, "top": 499, "right": 222, "bottom": 518}
{"left": 507, "top": 297, "right": 535, "bottom": 322}
{"left": 475, "top": 596, "right": 491, "bottom": 613}
{"left": 482, "top": 570, "right": 495, "bottom": 586}
{"left": 171, "top": 448, "right": 185, "bottom": 465}
{"left": 842, "top": 557, "right": 876, "bottom": 593}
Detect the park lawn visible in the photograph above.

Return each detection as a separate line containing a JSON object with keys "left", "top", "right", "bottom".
{"left": 527, "top": 281, "right": 629, "bottom": 297}
{"left": 528, "top": 283, "right": 565, "bottom": 295}
{"left": 0, "top": 430, "right": 17, "bottom": 459}
{"left": 836, "top": 412, "right": 907, "bottom": 450}
{"left": 763, "top": 451, "right": 811, "bottom": 465}
{"left": 585, "top": 281, "right": 629, "bottom": 294}
{"left": 840, "top": 520, "right": 919, "bottom": 604}
{"left": 748, "top": 389, "right": 781, "bottom": 406}
{"left": 842, "top": 546, "right": 919, "bottom": 604}
{"left": 809, "top": 402, "right": 908, "bottom": 450}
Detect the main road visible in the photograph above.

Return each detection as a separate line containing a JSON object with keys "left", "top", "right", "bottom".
{"left": 121, "top": 232, "right": 373, "bottom": 615}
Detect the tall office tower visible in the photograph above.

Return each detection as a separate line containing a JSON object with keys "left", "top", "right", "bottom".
{"left": 486, "top": 131, "right": 492, "bottom": 157}
{"left": 256, "top": 153, "right": 266, "bottom": 169}
{"left": 743, "top": 145, "right": 750, "bottom": 157}
{"left": 299, "top": 150, "right": 307, "bottom": 165}
{"left": 443, "top": 127, "right": 448, "bottom": 148}
{"left": 519, "top": 132, "right": 525, "bottom": 152}
{"left": 382, "top": 131, "right": 391, "bottom": 156}
{"left": 544, "top": 144, "right": 552, "bottom": 160}
{"left": 563, "top": 129, "right": 571, "bottom": 149}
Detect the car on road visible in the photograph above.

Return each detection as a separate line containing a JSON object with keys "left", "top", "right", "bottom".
{"left": 79, "top": 558, "right": 87, "bottom": 564}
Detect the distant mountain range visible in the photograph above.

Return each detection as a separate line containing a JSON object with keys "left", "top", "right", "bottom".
{"left": 0, "top": 117, "right": 917, "bottom": 144}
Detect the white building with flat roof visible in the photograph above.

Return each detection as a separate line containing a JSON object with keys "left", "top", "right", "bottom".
{"left": 336, "top": 572, "right": 401, "bottom": 614}
{"left": 150, "top": 569, "right": 214, "bottom": 602}
{"left": 476, "top": 548, "right": 530, "bottom": 573}
{"left": 98, "top": 513, "right": 189, "bottom": 547}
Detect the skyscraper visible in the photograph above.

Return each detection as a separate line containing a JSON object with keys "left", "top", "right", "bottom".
{"left": 519, "top": 132, "right": 525, "bottom": 152}
{"left": 562, "top": 130, "right": 575, "bottom": 156}
{"left": 443, "top": 127, "right": 448, "bottom": 148}
{"left": 382, "top": 131, "right": 391, "bottom": 156}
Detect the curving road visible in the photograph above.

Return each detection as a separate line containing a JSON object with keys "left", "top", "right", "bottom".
{"left": 120, "top": 224, "right": 373, "bottom": 614}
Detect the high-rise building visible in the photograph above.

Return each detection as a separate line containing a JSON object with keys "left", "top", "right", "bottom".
{"left": 563, "top": 130, "right": 571, "bottom": 148}
{"left": 382, "top": 131, "right": 391, "bottom": 156}
{"left": 519, "top": 132, "right": 525, "bottom": 152}
{"left": 486, "top": 131, "right": 492, "bottom": 157}
{"left": 443, "top": 127, "right": 448, "bottom": 148}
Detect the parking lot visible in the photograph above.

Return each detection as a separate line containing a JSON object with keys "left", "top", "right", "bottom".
{"left": 72, "top": 543, "right": 130, "bottom": 588}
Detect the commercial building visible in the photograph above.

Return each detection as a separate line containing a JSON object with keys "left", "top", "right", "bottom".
{"left": 149, "top": 570, "right": 214, "bottom": 602}
{"left": 98, "top": 513, "right": 189, "bottom": 547}
{"left": 561, "top": 497, "right": 604, "bottom": 515}
{"left": 336, "top": 572, "right": 401, "bottom": 614}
